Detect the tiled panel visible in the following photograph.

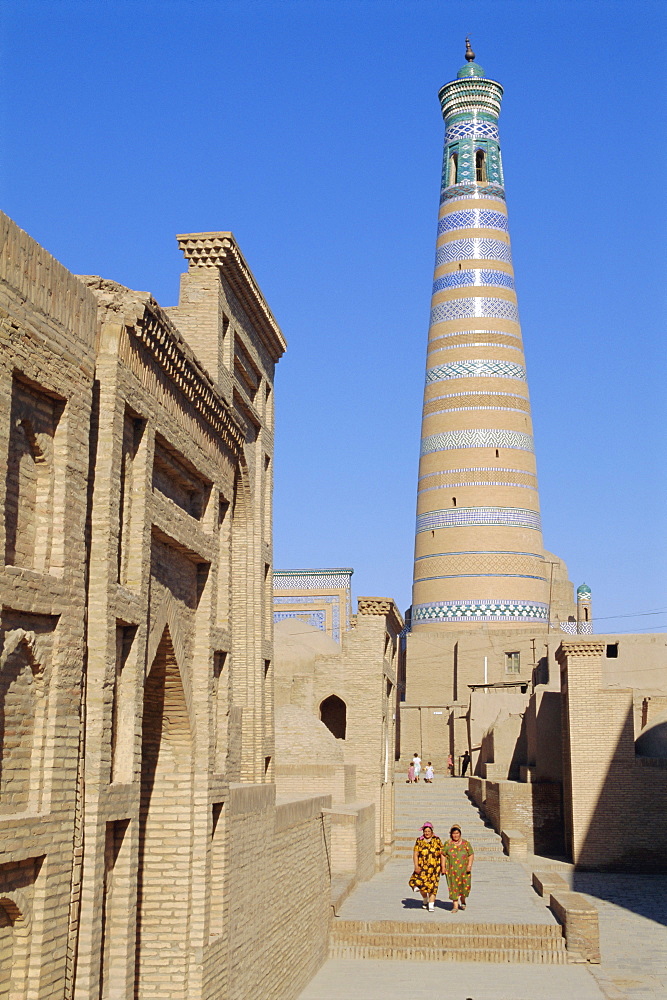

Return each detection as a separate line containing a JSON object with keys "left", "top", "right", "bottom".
{"left": 435, "top": 239, "right": 512, "bottom": 265}
{"left": 424, "top": 404, "right": 528, "bottom": 416}
{"left": 420, "top": 428, "right": 534, "bottom": 455}
{"left": 423, "top": 392, "right": 530, "bottom": 415}
{"left": 414, "top": 551, "right": 546, "bottom": 578}
{"left": 412, "top": 599, "right": 549, "bottom": 623}
{"left": 273, "top": 595, "right": 342, "bottom": 641}
{"left": 415, "top": 548, "right": 544, "bottom": 559}
{"left": 274, "top": 610, "right": 326, "bottom": 631}
{"left": 418, "top": 466, "right": 537, "bottom": 490}
{"left": 430, "top": 298, "right": 519, "bottom": 325}
{"left": 425, "top": 359, "right": 526, "bottom": 382}
{"left": 440, "top": 183, "right": 505, "bottom": 204}
{"left": 445, "top": 119, "right": 500, "bottom": 141}
{"left": 428, "top": 342, "right": 522, "bottom": 356}
{"left": 415, "top": 506, "right": 541, "bottom": 532}
{"left": 559, "top": 621, "right": 593, "bottom": 634}
{"left": 438, "top": 210, "right": 509, "bottom": 235}
{"left": 415, "top": 573, "right": 548, "bottom": 583}
{"left": 273, "top": 571, "right": 352, "bottom": 590}
{"left": 433, "top": 270, "right": 515, "bottom": 293}
{"left": 429, "top": 328, "right": 521, "bottom": 345}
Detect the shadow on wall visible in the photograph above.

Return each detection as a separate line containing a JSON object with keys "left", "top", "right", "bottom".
{"left": 573, "top": 704, "right": 667, "bottom": 869}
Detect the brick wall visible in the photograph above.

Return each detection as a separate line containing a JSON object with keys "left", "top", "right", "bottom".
{"left": 0, "top": 217, "right": 345, "bottom": 999}
{"left": 559, "top": 640, "right": 667, "bottom": 870}
{"left": 224, "top": 785, "right": 332, "bottom": 1000}
{"left": 0, "top": 213, "right": 96, "bottom": 999}
{"left": 474, "top": 778, "right": 563, "bottom": 855}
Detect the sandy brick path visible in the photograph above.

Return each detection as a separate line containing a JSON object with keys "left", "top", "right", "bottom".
{"left": 298, "top": 777, "right": 608, "bottom": 999}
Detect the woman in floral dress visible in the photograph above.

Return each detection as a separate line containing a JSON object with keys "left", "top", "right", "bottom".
{"left": 443, "top": 824, "right": 474, "bottom": 912}
{"left": 409, "top": 822, "right": 445, "bottom": 911}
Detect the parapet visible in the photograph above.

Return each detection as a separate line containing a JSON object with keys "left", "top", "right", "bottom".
{"left": 176, "top": 232, "right": 286, "bottom": 362}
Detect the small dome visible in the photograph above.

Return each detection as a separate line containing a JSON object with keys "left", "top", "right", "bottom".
{"left": 457, "top": 61, "right": 485, "bottom": 78}
{"left": 636, "top": 710, "right": 667, "bottom": 759}
{"left": 577, "top": 583, "right": 592, "bottom": 597}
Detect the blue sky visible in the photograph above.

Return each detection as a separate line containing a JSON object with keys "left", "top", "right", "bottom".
{"left": 1, "top": 0, "right": 666, "bottom": 632}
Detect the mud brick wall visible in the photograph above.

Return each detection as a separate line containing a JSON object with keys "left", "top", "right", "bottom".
{"left": 225, "top": 785, "right": 332, "bottom": 1000}
{"left": 559, "top": 641, "right": 667, "bottom": 870}
{"left": 0, "top": 212, "right": 96, "bottom": 999}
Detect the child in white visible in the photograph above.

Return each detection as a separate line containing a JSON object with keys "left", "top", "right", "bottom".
{"left": 412, "top": 753, "right": 421, "bottom": 781}
{"left": 424, "top": 762, "right": 434, "bottom": 783}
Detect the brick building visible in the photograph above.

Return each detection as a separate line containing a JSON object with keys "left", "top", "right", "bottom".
{"left": 0, "top": 215, "right": 350, "bottom": 999}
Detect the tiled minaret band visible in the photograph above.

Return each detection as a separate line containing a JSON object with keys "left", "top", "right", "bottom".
{"left": 412, "top": 41, "right": 549, "bottom": 628}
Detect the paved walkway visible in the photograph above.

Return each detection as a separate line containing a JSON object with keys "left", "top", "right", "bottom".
{"left": 297, "top": 778, "right": 667, "bottom": 999}
{"left": 337, "top": 778, "right": 553, "bottom": 926}
{"left": 565, "top": 873, "right": 667, "bottom": 1000}
{"left": 298, "top": 958, "right": 607, "bottom": 999}
{"left": 298, "top": 778, "right": 606, "bottom": 999}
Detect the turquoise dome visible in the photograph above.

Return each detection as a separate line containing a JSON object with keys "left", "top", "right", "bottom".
{"left": 457, "top": 61, "right": 485, "bottom": 79}
{"left": 577, "top": 583, "right": 592, "bottom": 597}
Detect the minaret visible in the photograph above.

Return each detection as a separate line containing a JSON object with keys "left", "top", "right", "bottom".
{"left": 411, "top": 42, "right": 549, "bottom": 629}
{"left": 576, "top": 583, "right": 593, "bottom": 634}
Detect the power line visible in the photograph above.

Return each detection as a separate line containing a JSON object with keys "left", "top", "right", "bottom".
{"left": 271, "top": 605, "right": 667, "bottom": 644}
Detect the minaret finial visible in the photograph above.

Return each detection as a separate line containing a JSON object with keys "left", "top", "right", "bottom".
{"left": 465, "top": 37, "right": 475, "bottom": 62}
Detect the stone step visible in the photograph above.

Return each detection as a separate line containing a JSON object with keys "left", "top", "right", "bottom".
{"left": 330, "top": 920, "right": 567, "bottom": 964}
{"left": 392, "top": 843, "right": 506, "bottom": 852}
{"left": 393, "top": 832, "right": 500, "bottom": 840}
{"left": 394, "top": 841, "right": 507, "bottom": 858}
{"left": 392, "top": 852, "right": 510, "bottom": 863}
{"left": 330, "top": 943, "right": 568, "bottom": 963}
{"left": 393, "top": 842, "right": 504, "bottom": 852}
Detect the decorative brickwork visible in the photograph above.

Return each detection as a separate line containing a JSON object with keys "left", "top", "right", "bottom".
{"left": 0, "top": 213, "right": 354, "bottom": 1000}
{"left": 411, "top": 54, "right": 550, "bottom": 632}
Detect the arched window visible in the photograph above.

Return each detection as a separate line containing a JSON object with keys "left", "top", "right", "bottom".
{"left": 448, "top": 152, "right": 458, "bottom": 187}
{"left": 475, "top": 149, "right": 487, "bottom": 182}
{"left": 320, "top": 695, "right": 346, "bottom": 740}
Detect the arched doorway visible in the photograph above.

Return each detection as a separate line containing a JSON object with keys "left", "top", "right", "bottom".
{"left": 0, "top": 901, "right": 13, "bottom": 1000}
{"left": 135, "top": 627, "right": 192, "bottom": 998}
{"left": 320, "top": 695, "right": 346, "bottom": 740}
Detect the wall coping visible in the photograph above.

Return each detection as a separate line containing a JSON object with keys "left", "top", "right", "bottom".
{"left": 176, "top": 232, "right": 286, "bottom": 361}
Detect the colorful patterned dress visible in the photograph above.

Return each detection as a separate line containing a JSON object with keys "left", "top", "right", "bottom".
{"left": 409, "top": 835, "right": 444, "bottom": 896}
{"left": 443, "top": 838, "right": 473, "bottom": 900}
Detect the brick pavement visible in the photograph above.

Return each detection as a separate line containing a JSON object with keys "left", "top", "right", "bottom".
{"left": 568, "top": 873, "right": 667, "bottom": 1000}
{"left": 297, "top": 778, "right": 605, "bottom": 997}
{"left": 296, "top": 779, "right": 667, "bottom": 999}
{"left": 337, "top": 778, "right": 554, "bottom": 925}
{"left": 297, "top": 958, "right": 606, "bottom": 999}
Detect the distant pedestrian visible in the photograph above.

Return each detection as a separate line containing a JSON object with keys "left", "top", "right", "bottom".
{"left": 443, "top": 824, "right": 474, "bottom": 912}
{"left": 461, "top": 749, "right": 470, "bottom": 776}
{"left": 407, "top": 762, "right": 415, "bottom": 783}
{"left": 412, "top": 753, "right": 422, "bottom": 782}
{"left": 447, "top": 753, "right": 453, "bottom": 776}
{"left": 424, "top": 762, "right": 434, "bottom": 783}
{"left": 409, "top": 822, "right": 445, "bottom": 911}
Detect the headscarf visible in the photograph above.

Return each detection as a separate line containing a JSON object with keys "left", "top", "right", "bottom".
{"left": 420, "top": 822, "right": 434, "bottom": 833}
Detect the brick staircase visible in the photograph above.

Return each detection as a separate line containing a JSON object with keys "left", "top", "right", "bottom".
{"left": 328, "top": 774, "right": 569, "bottom": 964}
{"left": 392, "top": 775, "right": 509, "bottom": 863}
{"left": 330, "top": 919, "right": 568, "bottom": 963}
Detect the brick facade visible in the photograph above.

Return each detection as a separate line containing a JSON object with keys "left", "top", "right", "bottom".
{"left": 0, "top": 213, "right": 339, "bottom": 999}
{"left": 558, "top": 639, "right": 667, "bottom": 870}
